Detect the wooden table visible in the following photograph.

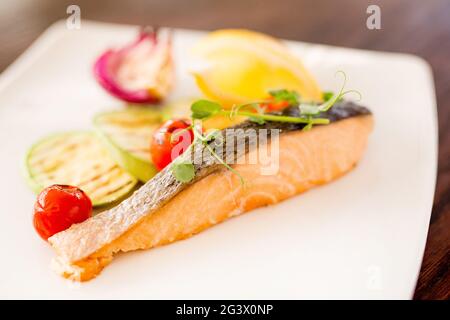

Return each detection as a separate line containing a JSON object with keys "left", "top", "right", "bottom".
{"left": 0, "top": 0, "right": 448, "bottom": 299}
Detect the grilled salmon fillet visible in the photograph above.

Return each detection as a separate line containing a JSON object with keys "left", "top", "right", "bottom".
{"left": 49, "top": 106, "right": 373, "bottom": 281}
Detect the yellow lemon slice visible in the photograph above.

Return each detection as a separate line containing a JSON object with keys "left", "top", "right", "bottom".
{"left": 192, "top": 29, "right": 322, "bottom": 107}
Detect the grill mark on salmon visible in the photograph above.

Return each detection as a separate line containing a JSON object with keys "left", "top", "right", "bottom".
{"left": 49, "top": 102, "right": 373, "bottom": 281}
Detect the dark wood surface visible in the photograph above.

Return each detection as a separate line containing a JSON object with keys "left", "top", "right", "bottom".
{"left": 0, "top": 0, "right": 448, "bottom": 299}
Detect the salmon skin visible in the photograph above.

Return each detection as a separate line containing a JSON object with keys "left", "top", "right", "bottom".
{"left": 49, "top": 101, "right": 373, "bottom": 281}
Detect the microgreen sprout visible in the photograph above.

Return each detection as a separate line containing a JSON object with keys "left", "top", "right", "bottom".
{"left": 170, "top": 120, "right": 245, "bottom": 184}
{"left": 171, "top": 160, "right": 195, "bottom": 183}
{"left": 299, "top": 71, "right": 361, "bottom": 117}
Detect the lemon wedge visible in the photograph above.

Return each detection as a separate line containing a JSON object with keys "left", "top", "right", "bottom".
{"left": 191, "top": 29, "right": 322, "bottom": 107}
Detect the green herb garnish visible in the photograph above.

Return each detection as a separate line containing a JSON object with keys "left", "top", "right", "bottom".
{"left": 170, "top": 122, "right": 245, "bottom": 184}
{"left": 299, "top": 71, "right": 361, "bottom": 117}
{"left": 191, "top": 100, "right": 222, "bottom": 119}
{"left": 171, "top": 71, "right": 359, "bottom": 183}
{"left": 191, "top": 100, "right": 330, "bottom": 125}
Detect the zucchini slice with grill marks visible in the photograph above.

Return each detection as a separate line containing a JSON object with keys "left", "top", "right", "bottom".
{"left": 24, "top": 132, "right": 137, "bottom": 207}
{"left": 94, "top": 108, "right": 163, "bottom": 182}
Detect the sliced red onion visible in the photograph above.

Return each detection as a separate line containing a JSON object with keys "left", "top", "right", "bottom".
{"left": 93, "top": 28, "right": 174, "bottom": 104}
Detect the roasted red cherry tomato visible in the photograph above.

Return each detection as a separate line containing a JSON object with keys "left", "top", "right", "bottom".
{"left": 150, "top": 119, "right": 194, "bottom": 170}
{"left": 33, "top": 185, "right": 92, "bottom": 240}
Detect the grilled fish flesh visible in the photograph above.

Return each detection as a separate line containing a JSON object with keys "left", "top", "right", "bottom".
{"left": 49, "top": 102, "right": 373, "bottom": 281}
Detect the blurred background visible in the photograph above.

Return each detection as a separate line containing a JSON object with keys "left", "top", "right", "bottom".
{"left": 0, "top": 0, "right": 448, "bottom": 299}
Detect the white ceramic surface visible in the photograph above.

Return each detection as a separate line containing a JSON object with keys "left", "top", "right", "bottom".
{"left": 0, "top": 21, "right": 437, "bottom": 299}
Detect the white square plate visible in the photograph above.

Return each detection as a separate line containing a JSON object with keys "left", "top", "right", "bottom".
{"left": 0, "top": 21, "right": 437, "bottom": 299}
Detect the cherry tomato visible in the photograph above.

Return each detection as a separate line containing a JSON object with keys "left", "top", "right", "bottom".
{"left": 263, "top": 98, "right": 290, "bottom": 112}
{"left": 33, "top": 185, "right": 92, "bottom": 240}
{"left": 150, "top": 119, "right": 194, "bottom": 170}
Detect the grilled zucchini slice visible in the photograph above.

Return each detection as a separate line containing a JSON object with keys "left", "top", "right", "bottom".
{"left": 93, "top": 108, "right": 163, "bottom": 182}
{"left": 24, "top": 132, "right": 137, "bottom": 207}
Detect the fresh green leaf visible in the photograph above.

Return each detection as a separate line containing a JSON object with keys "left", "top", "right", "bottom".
{"left": 322, "top": 91, "right": 334, "bottom": 102}
{"left": 191, "top": 100, "right": 222, "bottom": 119}
{"left": 172, "top": 161, "right": 195, "bottom": 183}
{"left": 268, "top": 89, "right": 299, "bottom": 106}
